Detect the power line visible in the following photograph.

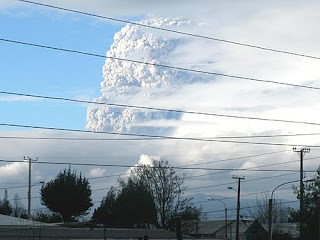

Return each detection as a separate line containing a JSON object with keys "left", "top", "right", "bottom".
{"left": 203, "top": 200, "right": 299, "bottom": 214}
{"left": 17, "top": 0, "right": 320, "bottom": 61}
{"left": 0, "top": 158, "right": 315, "bottom": 173}
{"left": 2, "top": 131, "right": 320, "bottom": 141}
{"left": 184, "top": 155, "right": 319, "bottom": 180}
{"left": 6, "top": 149, "right": 288, "bottom": 159}
{"left": 1, "top": 39, "right": 320, "bottom": 91}
{"left": 1, "top": 123, "right": 320, "bottom": 148}
{"left": 194, "top": 186, "right": 295, "bottom": 205}
{"left": 3, "top": 91, "right": 320, "bottom": 127}
{"left": 181, "top": 149, "right": 290, "bottom": 167}
{"left": 184, "top": 160, "right": 300, "bottom": 183}
{"left": 0, "top": 155, "right": 304, "bottom": 193}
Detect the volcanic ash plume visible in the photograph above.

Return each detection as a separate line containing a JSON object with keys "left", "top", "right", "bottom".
{"left": 86, "top": 17, "right": 209, "bottom": 135}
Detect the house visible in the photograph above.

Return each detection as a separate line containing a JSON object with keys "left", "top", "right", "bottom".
{"left": 188, "top": 219, "right": 268, "bottom": 240}
{"left": 0, "top": 214, "right": 190, "bottom": 239}
{"left": 262, "top": 222, "right": 299, "bottom": 239}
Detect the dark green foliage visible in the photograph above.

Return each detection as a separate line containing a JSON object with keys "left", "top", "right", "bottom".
{"left": 33, "top": 209, "right": 62, "bottom": 223}
{"left": 92, "top": 181, "right": 157, "bottom": 228}
{"left": 114, "top": 179, "right": 158, "bottom": 228}
{"left": 176, "top": 198, "right": 202, "bottom": 233}
{"left": 40, "top": 168, "right": 93, "bottom": 222}
{"left": 93, "top": 159, "right": 201, "bottom": 232}
{"left": 92, "top": 187, "right": 117, "bottom": 227}
{"left": 289, "top": 166, "right": 320, "bottom": 240}
{"left": 0, "top": 190, "right": 13, "bottom": 216}
{"left": 129, "top": 159, "right": 202, "bottom": 232}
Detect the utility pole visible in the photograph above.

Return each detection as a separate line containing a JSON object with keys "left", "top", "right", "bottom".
{"left": 24, "top": 156, "right": 37, "bottom": 220}
{"left": 268, "top": 198, "right": 272, "bottom": 240}
{"left": 233, "top": 175, "right": 245, "bottom": 240}
{"left": 293, "top": 147, "right": 310, "bottom": 239}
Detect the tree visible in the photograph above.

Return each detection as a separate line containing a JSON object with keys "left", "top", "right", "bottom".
{"left": 32, "top": 209, "right": 61, "bottom": 223}
{"left": 40, "top": 168, "right": 93, "bottom": 222}
{"left": 244, "top": 194, "right": 289, "bottom": 224}
{"left": 92, "top": 181, "right": 157, "bottom": 228}
{"left": 113, "top": 179, "right": 158, "bottom": 228}
{"left": 92, "top": 187, "right": 117, "bottom": 227}
{"left": 12, "top": 194, "right": 26, "bottom": 218}
{"left": 129, "top": 158, "right": 201, "bottom": 232}
{"left": 0, "top": 190, "right": 13, "bottom": 216}
{"left": 289, "top": 166, "right": 320, "bottom": 239}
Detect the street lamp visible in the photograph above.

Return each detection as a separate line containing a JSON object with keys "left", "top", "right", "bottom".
{"left": 269, "top": 178, "right": 315, "bottom": 240}
{"left": 207, "top": 197, "right": 228, "bottom": 239}
{"left": 227, "top": 186, "right": 237, "bottom": 193}
{"left": 28, "top": 181, "right": 45, "bottom": 220}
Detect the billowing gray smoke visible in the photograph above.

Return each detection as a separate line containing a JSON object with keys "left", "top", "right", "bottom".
{"left": 86, "top": 17, "right": 208, "bottom": 134}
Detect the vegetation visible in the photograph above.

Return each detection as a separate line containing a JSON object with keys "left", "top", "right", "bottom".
{"left": 93, "top": 159, "right": 201, "bottom": 232}
{"left": 32, "top": 209, "right": 62, "bottom": 223}
{"left": 92, "top": 180, "right": 157, "bottom": 228}
{"left": 129, "top": 158, "right": 201, "bottom": 232}
{"left": 289, "top": 166, "right": 320, "bottom": 240}
{"left": 0, "top": 190, "right": 13, "bottom": 216}
{"left": 12, "top": 193, "right": 27, "bottom": 218}
{"left": 40, "top": 168, "right": 93, "bottom": 222}
{"left": 244, "top": 194, "right": 289, "bottom": 223}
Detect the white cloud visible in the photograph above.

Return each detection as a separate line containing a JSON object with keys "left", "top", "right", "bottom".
{"left": 2, "top": 0, "right": 320, "bottom": 216}
{"left": 89, "top": 168, "right": 106, "bottom": 177}
{"left": 0, "top": 162, "right": 28, "bottom": 182}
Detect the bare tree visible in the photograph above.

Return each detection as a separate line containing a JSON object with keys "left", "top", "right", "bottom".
{"left": 244, "top": 194, "right": 289, "bottom": 223}
{"left": 129, "top": 158, "right": 201, "bottom": 231}
{"left": 12, "top": 193, "right": 26, "bottom": 217}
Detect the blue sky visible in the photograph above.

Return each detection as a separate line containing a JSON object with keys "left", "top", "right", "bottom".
{"left": 1, "top": 0, "right": 320, "bottom": 219}
{"left": 0, "top": 6, "right": 126, "bottom": 129}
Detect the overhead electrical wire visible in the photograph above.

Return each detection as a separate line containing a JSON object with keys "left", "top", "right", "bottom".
{"left": 0, "top": 123, "right": 319, "bottom": 148}
{"left": 186, "top": 173, "right": 298, "bottom": 191}
{"left": 180, "top": 149, "right": 290, "bottom": 167}
{"left": 0, "top": 158, "right": 302, "bottom": 194}
{"left": 2, "top": 132, "right": 320, "bottom": 140}
{"left": 17, "top": 0, "right": 320, "bottom": 61}
{"left": 2, "top": 91, "right": 320, "bottom": 127}
{"left": 203, "top": 200, "right": 299, "bottom": 214}
{"left": 1, "top": 39, "right": 320, "bottom": 91}
{"left": 184, "top": 155, "right": 319, "bottom": 179}
{"left": 2, "top": 93, "right": 320, "bottom": 129}
{"left": 0, "top": 158, "right": 316, "bottom": 173}
{"left": 194, "top": 186, "right": 295, "bottom": 205}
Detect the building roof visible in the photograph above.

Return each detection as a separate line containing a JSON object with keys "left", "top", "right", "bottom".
{"left": 0, "top": 214, "right": 52, "bottom": 226}
{"left": 262, "top": 222, "right": 299, "bottom": 238}
{"left": 190, "top": 220, "right": 235, "bottom": 234}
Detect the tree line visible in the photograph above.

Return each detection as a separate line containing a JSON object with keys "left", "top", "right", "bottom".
{"left": 0, "top": 158, "right": 201, "bottom": 233}
{"left": 2, "top": 159, "right": 319, "bottom": 238}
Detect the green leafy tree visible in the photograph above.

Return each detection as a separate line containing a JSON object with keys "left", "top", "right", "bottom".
{"left": 40, "top": 168, "right": 93, "bottom": 222}
{"left": 92, "top": 181, "right": 157, "bottom": 228}
{"left": 129, "top": 158, "right": 201, "bottom": 232}
{"left": 92, "top": 187, "right": 117, "bottom": 227}
{"left": 289, "top": 166, "right": 320, "bottom": 239}
{"left": 0, "top": 189, "right": 13, "bottom": 216}
{"left": 32, "top": 209, "right": 61, "bottom": 223}
{"left": 113, "top": 179, "right": 157, "bottom": 228}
